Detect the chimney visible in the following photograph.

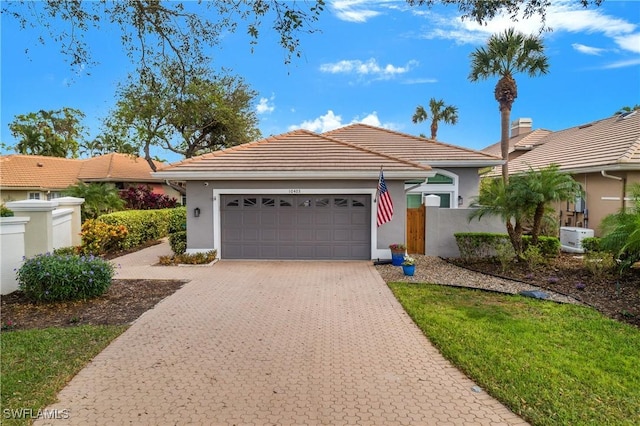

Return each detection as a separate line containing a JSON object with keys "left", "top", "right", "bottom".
{"left": 511, "top": 118, "right": 532, "bottom": 138}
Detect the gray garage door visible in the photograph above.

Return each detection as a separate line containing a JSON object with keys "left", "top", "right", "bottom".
{"left": 221, "top": 194, "right": 371, "bottom": 260}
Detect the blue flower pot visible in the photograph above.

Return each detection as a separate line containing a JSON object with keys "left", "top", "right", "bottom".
{"left": 391, "top": 252, "right": 404, "bottom": 266}
{"left": 402, "top": 264, "right": 415, "bottom": 276}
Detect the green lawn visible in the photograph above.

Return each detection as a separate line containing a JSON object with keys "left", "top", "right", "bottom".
{"left": 389, "top": 283, "right": 640, "bottom": 426}
{"left": 1, "top": 325, "right": 127, "bottom": 426}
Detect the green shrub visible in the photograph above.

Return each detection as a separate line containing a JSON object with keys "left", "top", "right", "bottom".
{"left": 523, "top": 235, "right": 560, "bottom": 257}
{"left": 582, "top": 237, "right": 603, "bottom": 253}
{"left": 584, "top": 251, "right": 616, "bottom": 279}
{"left": 80, "top": 219, "right": 129, "bottom": 255}
{"left": 97, "top": 208, "right": 176, "bottom": 251}
{"left": 158, "top": 250, "right": 217, "bottom": 265}
{"left": 169, "top": 231, "right": 187, "bottom": 255}
{"left": 522, "top": 245, "right": 546, "bottom": 270}
{"left": 17, "top": 253, "right": 114, "bottom": 302}
{"left": 167, "top": 207, "right": 187, "bottom": 234}
{"left": 53, "top": 246, "right": 80, "bottom": 256}
{"left": 1, "top": 204, "right": 14, "bottom": 217}
{"left": 455, "top": 233, "right": 512, "bottom": 259}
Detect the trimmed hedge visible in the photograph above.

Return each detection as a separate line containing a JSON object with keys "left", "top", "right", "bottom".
{"left": 455, "top": 233, "right": 511, "bottom": 260}
{"left": 97, "top": 208, "right": 184, "bottom": 251}
{"left": 455, "top": 232, "right": 560, "bottom": 259}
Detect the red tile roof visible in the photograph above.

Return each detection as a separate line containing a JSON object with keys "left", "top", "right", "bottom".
{"left": 1, "top": 153, "right": 164, "bottom": 191}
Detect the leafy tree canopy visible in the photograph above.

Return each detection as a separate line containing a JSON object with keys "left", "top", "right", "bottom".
{"left": 3, "top": 0, "right": 326, "bottom": 82}
{"left": 107, "top": 63, "right": 261, "bottom": 170}
{"left": 407, "top": 0, "right": 602, "bottom": 28}
{"left": 8, "top": 108, "right": 86, "bottom": 158}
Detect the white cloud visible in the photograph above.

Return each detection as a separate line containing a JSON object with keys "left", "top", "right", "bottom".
{"left": 614, "top": 33, "right": 640, "bottom": 54}
{"left": 288, "top": 110, "right": 395, "bottom": 133}
{"left": 402, "top": 77, "right": 438, "bottom": 85}
{"left": 290, "top": 110, "right": 344, "bottom": 133}
{"left": 572, "top": 43, "right": 605, "bottom": 55}
{"left": 331, "top": 0, "right": 381, "bottom": 23}
{"left": 320, "top": 58, "right": 418, "bottom": 80}
{"left": 256, "top": 96, "right": 275, "bottom": 114}
{"left": 420, "top": 1, "right": 639, "bottom": 55}
{"left": 602, "top": 58, "right": 640, "bottom": 69}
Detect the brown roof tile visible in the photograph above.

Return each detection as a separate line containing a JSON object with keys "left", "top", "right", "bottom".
{"left": 159, "top": 129, "right": 432, "bottom": 178}
{"left": 482, "top": 129, "right": 552, "bottom": 157}
{"left": 0, "top": 155, "right": 82, "bottom": 190}
{"left": 324, "top": 123, "right": 502, "bottom": 165}
{"left": 1, "top": 153, "right": 164, "bottom": 191}
{"left": 508, "top": 112, "right": 640, "bottom": 174}
{"left": 79, "top": 153, "right": 161, "bottom": 182}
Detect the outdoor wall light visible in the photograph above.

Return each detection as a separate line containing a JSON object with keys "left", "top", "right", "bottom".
{"left": 458, "top": 196, "right": 463, "bottom": 207}
{"left": 194, "top": 207, "right": 201, "bottom": 217}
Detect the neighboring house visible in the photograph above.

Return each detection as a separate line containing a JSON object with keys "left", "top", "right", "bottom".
{"left": 154, "top": 125, "right": 503, "bottom": 260}
{"left": 484, "top": 111, "right": 640, "bottom": 236}
{"left": 0, "top": 153, "right": 183, "bottom": 203}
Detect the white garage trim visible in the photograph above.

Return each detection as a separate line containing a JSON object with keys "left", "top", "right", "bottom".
{"left": 212, "top": 188, "right": 379, "bottom": 259}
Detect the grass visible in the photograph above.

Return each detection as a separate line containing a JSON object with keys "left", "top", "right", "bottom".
{"left": 0, "top": 325, "right": 127, "bottom": 425}
{"left": 389, "top": 283, "right": 640, "bottom": 426}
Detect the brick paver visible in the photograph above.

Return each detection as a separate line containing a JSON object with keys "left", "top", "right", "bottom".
{"left": 35, "top": 242, "right": 528, "bottom": 425}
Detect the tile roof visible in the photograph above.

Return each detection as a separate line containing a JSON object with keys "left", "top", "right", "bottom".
{"left": 156, "top": 129, "right": 432, "bottom": 179}
{"left": 1, "top": 153, "right": 164, "bottom": 190}
{"left": 508, "top": 111, "right": 640, "bottom": 174}
{"left": 79, "top": 153, "right": 162, "bottom": 182}
{"left": 0, "top": 155, "right": 82, "bottom": 190}
{"left": 324, "top": 123, "right": 502, "bottom": 166}
{"left": 482, "top": 128, "right": 552, "bottom": 157}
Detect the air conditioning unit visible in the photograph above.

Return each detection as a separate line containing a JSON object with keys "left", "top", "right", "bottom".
{"left": 560, "top": 227, "right": 594, "bottom": 253}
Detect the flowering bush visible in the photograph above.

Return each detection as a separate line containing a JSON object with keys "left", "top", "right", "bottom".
{"left": 17, "top": 253, "right": 114, "bottom": 302}
{"left": 80, "top": 219, "right": 129, "bottom": 255}
{"left": 389, "top": 243, "right": 406, "bottom": 252}
{"left": 119, "top": 185, "right": 178, "bottom": 210}
{"left": 402, "top": 255, "right": 416, "bottom": 266}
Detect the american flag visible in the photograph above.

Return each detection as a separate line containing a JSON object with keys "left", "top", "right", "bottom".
{"left": 376, "top": 169, "right": 394, "bottom": 227}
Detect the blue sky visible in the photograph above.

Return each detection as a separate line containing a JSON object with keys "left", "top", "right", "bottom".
{"left": 1, "top": 0, "right": 639, "bottom": 164}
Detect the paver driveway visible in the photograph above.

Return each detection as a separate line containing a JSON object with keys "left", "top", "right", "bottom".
{"left": 37, "top": 244, "right": 527, "bottom": 425}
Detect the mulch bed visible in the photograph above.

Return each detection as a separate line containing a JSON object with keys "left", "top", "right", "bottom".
{"left": 1, "top": 279, "right": 186, "bottom": 331}
{"left": 450, "top": 253, "right": 640, "bottom": 328}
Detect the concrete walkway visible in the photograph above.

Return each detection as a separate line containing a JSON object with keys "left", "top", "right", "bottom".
{"left": 37, "top": 242, "right": 527, "bottom": 425}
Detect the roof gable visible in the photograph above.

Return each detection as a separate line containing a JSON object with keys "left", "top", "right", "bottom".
{"left": 324, "top": 123, "right": 502, "bottom": 166}
{"left": 157, "top": 129, "right": 432, "bottom": 179}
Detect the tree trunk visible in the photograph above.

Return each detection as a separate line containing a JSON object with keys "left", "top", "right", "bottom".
{"left": 500, "top": 105, "right": 511, "bottom": 183}
{"left": 506, "top": 218, "right": 524, "bottom": 259}
{"left": 430, "top": 121, "right": 438, "bottom": 140}
{"left": 143, "top": 141, "right": 157, "bottom": 172}
{"left": 531, "top": 203, "right": 545, "bottom": 246}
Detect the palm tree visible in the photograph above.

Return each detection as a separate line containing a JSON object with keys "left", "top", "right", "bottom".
{"left": 63, "top": 182, "right": 125, "bottom": 220}
{"left": 412, "top": 98, "right": 459, "bottom": 140}
{"left": 512, "top": 164, "right": 582, "bottom": 245}
{"left": 469, "top": 177, "right": 529, "bottom": 258}
{"left": 469, "top": 28, "right": 549, "bottom": 182}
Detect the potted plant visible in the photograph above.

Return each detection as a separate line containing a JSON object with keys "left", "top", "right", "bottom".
{"left": 389, "top": 243, "right": 406, "bottom": 266}
{"left": 401, "top": 255, "right": 416, "bottom": 276}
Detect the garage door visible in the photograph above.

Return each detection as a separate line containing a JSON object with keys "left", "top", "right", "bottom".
{"left": 221, "top": 194, "right": 371, "bottom": 259}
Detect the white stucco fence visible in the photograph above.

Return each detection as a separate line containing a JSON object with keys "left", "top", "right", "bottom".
{"left": 1, "top": 197, "right": 84, "bottom": 294}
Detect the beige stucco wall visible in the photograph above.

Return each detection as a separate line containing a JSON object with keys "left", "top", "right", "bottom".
{"left": 557, "top": 171, "right": 640, "bottom": 237}
{"left": 1, "top": 190, "right": 31, "bottom": 203}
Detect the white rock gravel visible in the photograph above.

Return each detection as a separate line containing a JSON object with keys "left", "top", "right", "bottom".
{"left": 375, "top": 255, "right": 582, "bottom": 305}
